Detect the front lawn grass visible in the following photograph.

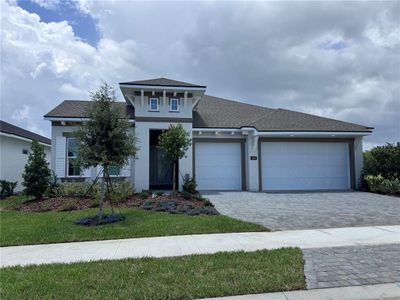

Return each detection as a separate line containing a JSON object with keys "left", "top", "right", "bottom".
{"left": 0, "top": 194, "right": 34, "bottom": 211}
{"left": 0, "top": 208, "right": 267, "bottom": 246}
{"left": 0, "top": 248, "right": 305, "bottom": 299}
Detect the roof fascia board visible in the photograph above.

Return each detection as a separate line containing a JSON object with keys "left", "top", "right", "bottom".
{"left": 44, "top": 117, "right": 89, "bottom": 121}
{"left": 193, "top": 128, "right": 371, "bottom": 137}
{"left": 193, "top": 128, "right": 242, "bottom": 132}
{"left": 119, "top": 84, "right": 206, "bottom": 92}
{"left": 44, "top": 117, "right": 135, "bottom": 122}
{"left": 256, "top": 131, "right": 372, "bottom": 137}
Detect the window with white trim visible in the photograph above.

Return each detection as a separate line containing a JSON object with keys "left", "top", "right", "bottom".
{"left": 149, "top": 98, "right": 159, "bottom": 111}
{"left": 108, "top": 165, "right": 120, "bottom": 176}
{"left": 67, "top": 137, "right": 81, "bottom": 176}
{"left": 169, "top": 98, "right": 180, "bottom": 112}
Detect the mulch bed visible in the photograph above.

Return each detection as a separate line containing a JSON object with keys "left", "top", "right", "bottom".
{"left": 16, "top": 192, "right": 219, "bottom": 216}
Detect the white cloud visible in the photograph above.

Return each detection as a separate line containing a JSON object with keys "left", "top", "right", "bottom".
{"left": 29, "top": 0, "right": 62, "bottom": 10}
{"left": 1, "top": 0, "right": 399, "bottom": 147}
{"left": 1, "top": 1, "right": 140, "bottom": 137}
{"left": 11, "top": 105, "right": 30, "bottom": 122}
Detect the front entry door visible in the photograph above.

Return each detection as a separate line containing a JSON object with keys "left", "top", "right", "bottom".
{"left": 149, "top": 130, "right": 176, "bottom": 189}
{"left": 149, "top": 145, "right": 173, "bottom": 189}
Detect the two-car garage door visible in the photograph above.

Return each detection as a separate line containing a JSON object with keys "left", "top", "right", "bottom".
{"left": 195, "top": 142, "right": 242, "bottom": 190}
{"left": 194, "top": 140, "right": 351, "bottom": 191}
{"left": 261, "top": 142, "right": 350, "bottom": 191}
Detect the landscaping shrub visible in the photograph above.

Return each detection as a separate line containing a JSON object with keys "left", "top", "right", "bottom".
{"left": 60, "top": 202, "right": 78, "bottom": 212}
{"left": 193, "top": 193, "right": 205, "bottom": 201}
{"left": 22, "top": 140, "right": 51, "bottom": 199}
{"left": 363, "top": 143, "right": 400, "bottom": 180}
{"left": 365, "top": 175, "right": 400, "bottom": 195}
{"left": 47, "top": 171, "right": 60, "bottom": 197}
{"left": 0, "top": 180, "right": 17, "bottom": 199}
{"left": 55, "top": 182, "right": 99, "bottom": 199}
{"left": 181, "top": 191, "right": 192, "bottom": 200}
{"left": 140, "top": 190, "right": 150, "bottom": 199}
{"left": 182, "top": 174, "right": 197, "bottom": 194}
{"left": 109, "top": 181, "right": 134, "bottom": 203}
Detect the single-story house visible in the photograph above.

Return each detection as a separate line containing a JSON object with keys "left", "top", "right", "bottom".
{"left": 0, "top": 120, "right": 51, "bottom": 192}
{"left": 44, "top": 78, "right": 372, "bottom": 192}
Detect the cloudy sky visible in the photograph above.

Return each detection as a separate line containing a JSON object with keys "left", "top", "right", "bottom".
{"left": 1, "top": 0, "right": 399, "bottom": 149}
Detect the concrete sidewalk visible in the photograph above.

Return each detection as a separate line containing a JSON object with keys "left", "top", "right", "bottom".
{"left": 1, "top": 225, "right": 399, "bottom": 268}
{"left": 202, "top": 282, "right": 400, "bottom": 300}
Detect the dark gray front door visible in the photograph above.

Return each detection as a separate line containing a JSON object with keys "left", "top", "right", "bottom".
{"left": 149, "top": 145, "right": 173, "bottom": 188}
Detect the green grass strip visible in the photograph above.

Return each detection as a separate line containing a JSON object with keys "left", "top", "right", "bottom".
{"left": 1, "top": 207, "right": 267, "bottom": 246}
{"left": 1, "top": 248, "right": 305, "bottom": 299}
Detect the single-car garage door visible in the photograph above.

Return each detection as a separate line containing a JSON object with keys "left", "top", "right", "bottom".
{"left": 195, "top": 142, "right": 242, "bottom": 190}
{"left": 261, "top": 142, "right": 350, "bottom": 191}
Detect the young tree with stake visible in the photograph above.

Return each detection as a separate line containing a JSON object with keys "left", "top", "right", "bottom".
{"left": 159, "top": 124, "right": 191, "bottom": 192}
{"left": 74, "top": 83, "right": 138, "bottom": 220}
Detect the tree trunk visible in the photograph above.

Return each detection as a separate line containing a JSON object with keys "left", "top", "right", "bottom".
{"left": 172, "top": 161, "right": 176, "bottom": 193}
{"left": 99, "top": 166, "right": 106, "bottom": 220}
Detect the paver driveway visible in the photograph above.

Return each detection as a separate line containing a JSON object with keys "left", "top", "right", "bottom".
{"left": 204, "top": 191, "right": 400, "bottom": 231}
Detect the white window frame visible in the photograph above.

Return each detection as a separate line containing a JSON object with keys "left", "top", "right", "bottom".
{"left": 108, "top": 165, "right": 121, "bottom": 177}
{"left": 66, "top": 137, "right": 82, "bottom": 177}
{"left": 149, "top": 97, "right": 159, "bottom": 112}
{"left": 169, "top": 98, "right": 180, "bottom": 112}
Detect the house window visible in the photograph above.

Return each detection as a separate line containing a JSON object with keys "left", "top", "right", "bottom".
{"left": 149, "top": 98, "right": 159, "bottom": 111}
{"left": 67, "top": 137, "right": 81, "bottom": 176}
{"left": 169, "top": 98, "right": 180, "bottom": 112}
{"left": 109, "top": 165, "right": 120, "bottom": 176}
{"left": 22, "top": 149, "right": 28, "bottom": 155}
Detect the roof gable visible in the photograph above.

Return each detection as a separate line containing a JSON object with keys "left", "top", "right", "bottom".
{"left": 119, "top": 77, "right": 206, "bottom": 88}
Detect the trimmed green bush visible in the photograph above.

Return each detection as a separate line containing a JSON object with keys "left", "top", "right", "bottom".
{"left": 140, "top": 190, "right": 150, "bottom": 199}
{"left": 365, "top": 175, "right": 400, "bottom": 195}
{"left": 181, "top": 191, "right": 192, "bottom": 200}
{"left": 55, "top": 182, "right": 99, "bottom": 199}
{"left": 364, "top": 143, "right": 400, "bottom": 180}
{"left": 109, "top": 181, "right": 134, "bottom": 203}
{"left": 0, "top": 180, "right": 17, "bottom": 199}
{"left": 182, "top": 174, "right": 197, "bottom": 194}
{"left": 22, "top": 141, "right": 51, "bottom": 199}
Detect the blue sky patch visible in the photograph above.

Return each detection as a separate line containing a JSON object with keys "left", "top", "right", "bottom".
{"left": 17, "top": 0, "right": 100, "bottom": 46}
{"left": 321, "top": 41, "right": 347, "bottom": 51}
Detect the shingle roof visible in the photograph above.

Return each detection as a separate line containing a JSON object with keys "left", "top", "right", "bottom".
{"left": 44, "top": 96, "right": 371, "bottom": 133}
{"left": 194, "top": 95, "right": 371, "bottom": 132}
{"left": 44, "top": 100, "right": 135, "bottom": 119}
{"left": 0, "top": 120, "right": 51, "bottom": 145}
{"left": 119, "top": 77, "right": 206, "bottom": 88}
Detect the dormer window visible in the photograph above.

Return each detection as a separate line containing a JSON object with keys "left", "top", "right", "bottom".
{"left": 169, "top": 98, "right": 180, "bottom": 112}
{"left": 149, "top": 98, "right": 159, "bottom": 111}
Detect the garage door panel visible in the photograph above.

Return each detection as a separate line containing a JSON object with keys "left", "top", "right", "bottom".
{"left": 195, "top": 142, "right": 242, "bottom": 190}
{"left": 261, "top": 142, "right": 350, "bottom": 191}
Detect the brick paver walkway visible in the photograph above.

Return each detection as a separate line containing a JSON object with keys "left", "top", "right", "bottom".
{"left": 303, "top": 244, "right": 400, "bottom": 289}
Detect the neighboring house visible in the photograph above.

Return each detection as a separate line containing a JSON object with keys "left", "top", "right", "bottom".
{"left": 0, "top": 120, "right": 51, "bottom": 192}
{"left": 44, "top": 78, "right": 372, "bottom": 192}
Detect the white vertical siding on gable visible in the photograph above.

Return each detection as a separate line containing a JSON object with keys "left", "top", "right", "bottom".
{"left": 55, "top": 136, "right": 66, "bottom": 177}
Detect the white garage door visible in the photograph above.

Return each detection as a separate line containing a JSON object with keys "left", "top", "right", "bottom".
{"left": 195, "top": 142, "right": 242, "bottom": 190}
{"left": 261, "top": 142, "right": 350, "bottom": 191}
